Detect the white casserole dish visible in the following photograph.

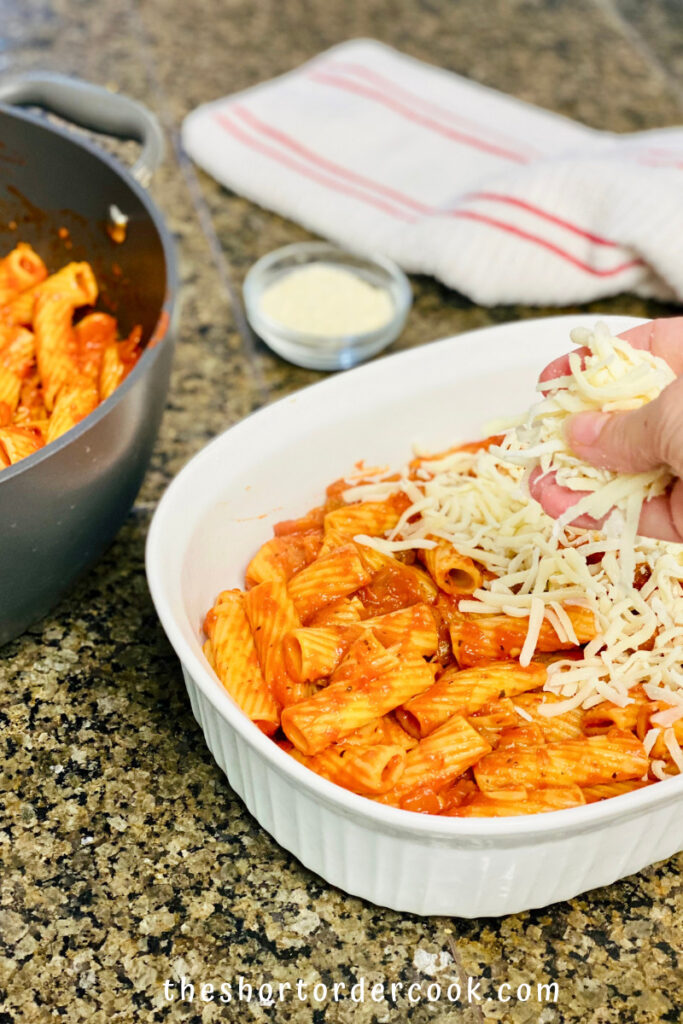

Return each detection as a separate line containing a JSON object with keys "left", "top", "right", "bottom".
{"left": 146, "top": 314, "right": 683, "bottom": 917}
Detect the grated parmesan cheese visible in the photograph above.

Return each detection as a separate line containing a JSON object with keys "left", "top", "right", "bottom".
{"left": 344, "top": 322, "right": 683, "bottom": 771}
{"left": 259, "top": 264, "right": 394, "bottom": 337}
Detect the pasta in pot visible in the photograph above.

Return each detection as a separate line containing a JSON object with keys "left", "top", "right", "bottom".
{"left": 0, "top": 242, "right": 143, "bottom": 469}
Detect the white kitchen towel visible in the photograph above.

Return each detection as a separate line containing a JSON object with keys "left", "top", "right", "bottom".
{"left": 182, "top": 39, "right": 683, "bottom": 306}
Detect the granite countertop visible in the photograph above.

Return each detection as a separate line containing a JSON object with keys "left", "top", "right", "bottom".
{"left": 2, "top": 1, "right": 682, "bottom": 1021}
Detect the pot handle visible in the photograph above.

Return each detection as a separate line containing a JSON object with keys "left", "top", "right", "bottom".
{"left": 0, "top": 72, "right": 165, "bottom": 187}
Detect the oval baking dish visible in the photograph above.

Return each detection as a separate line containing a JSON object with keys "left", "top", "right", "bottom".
{"left": 146, "top": 315, "right": 683, "bottom": 918}
{"left": 0, "top": 73, "right": 178, "bottom": 645}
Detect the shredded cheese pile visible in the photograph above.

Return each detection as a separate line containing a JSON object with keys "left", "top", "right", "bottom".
{"left": 345, "top": 322, "right": 683, "bottom": 775}
{"left": 497, "top": 320, "right": 676, "bottom": 587}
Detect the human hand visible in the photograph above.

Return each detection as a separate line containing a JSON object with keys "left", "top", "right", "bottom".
{"left": 529, "top": 318, "right": 683, "bottom": 543}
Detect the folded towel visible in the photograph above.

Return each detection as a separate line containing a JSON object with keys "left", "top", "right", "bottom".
{"left": 182, "top": 39, "right": 683, "bottom": 306}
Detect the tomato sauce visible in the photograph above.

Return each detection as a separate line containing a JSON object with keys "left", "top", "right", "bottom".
{"left": 274, "top": 506, "right": 325, "bottom": 536}
{"left": 357, "top": 564, "right": 426, "bottom": 617}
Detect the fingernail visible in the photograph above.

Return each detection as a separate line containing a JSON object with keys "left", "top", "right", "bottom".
{"left": 567, "top": 411, "right": 610, "bottom": 447}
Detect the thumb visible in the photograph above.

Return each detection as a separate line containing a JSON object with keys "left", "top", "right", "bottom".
{"left": 566, "top": 376, "right": 683, "bottom": 476}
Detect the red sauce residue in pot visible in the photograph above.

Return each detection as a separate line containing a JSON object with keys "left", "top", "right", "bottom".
{"left": 0, "top": 141, "right": 25, "bottom": 167}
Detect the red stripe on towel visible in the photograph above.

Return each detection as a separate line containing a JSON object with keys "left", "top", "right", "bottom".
{"left": 232, "top": 105, "right": 432, "bottom": 215}
{"left": 328, "top": 60, "right": 542, "bottom": 159}
{"left": 452, "top": 210, "right": 643, "bottom": 276}
{"left": 215, "top": 114, "right": 641, "bottom": 278}
{"left": 468, "top": 193, "right": 620, "bottom": 247}
{"left": 214, "top": 113, "right": 415, "bottom": 222}
{"left": 308, "top": 70, "right": 530, "bottom": 164}
{"left": 232, "top": 107, "right": 631, "bottom": 259}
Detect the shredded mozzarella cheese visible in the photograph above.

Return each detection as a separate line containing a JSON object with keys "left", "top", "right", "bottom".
{"left": 344, "top": 323, "right": 683, "bottom": 760}
{"left": 511, "top": 702, "right": 534, "bottom": 723}
{"left": 664, "top": 728, "right": 683, "bottom": 773}
{"left": 643, "top": 727, "right": 660, "bottom": 756}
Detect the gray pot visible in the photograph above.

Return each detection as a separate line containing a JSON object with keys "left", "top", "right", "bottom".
{"left": 0, "top": 72, "right": 178, "bottom": 645}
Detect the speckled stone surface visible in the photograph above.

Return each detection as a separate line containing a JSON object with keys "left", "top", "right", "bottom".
{"left": 1, "top": 1, "right": 682, "bottom": 1021}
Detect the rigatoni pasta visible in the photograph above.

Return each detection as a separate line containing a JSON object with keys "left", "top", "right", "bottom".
{"left": 202, "top": 428, "right": 675, "bottom": 817}
{"left": 287, "top": 543, "right": 371, "bottom": 621}
{"left": 450, "top": 606, "right": 597, "bottom": 668}
{"left": 0, "top": 242, "right": 142, "bottom": 469}
{"left": 396, "top": 660, "right": 546, "bottom": 739}
{"left": 473, "top": 730, "right": 649, "bottom": 790}
{"left": 281, "top": 635, "right": 436, "bottom": 755}
{"left": 421, "top": 537, "right": 483, "bottom": 596}
{"left": 203, "top": 589, "right": 280, "bottom": 735}
{"left": 288, "top": 739, "right": 408, "bottom": 796}
{"left": 243, "top": 579, "right": 308, "bottom": 708}
{"left": 377, "top": 714, "right": 491, "bottom": 812}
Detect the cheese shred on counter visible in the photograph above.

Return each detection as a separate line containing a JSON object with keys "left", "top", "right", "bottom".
{"left": 345, "top": 322, "right": 683, "bottom": 735}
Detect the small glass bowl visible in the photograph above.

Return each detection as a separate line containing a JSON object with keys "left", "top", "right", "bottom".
{"left": 243, "top": 242, "right": 412, "bottom": 371}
